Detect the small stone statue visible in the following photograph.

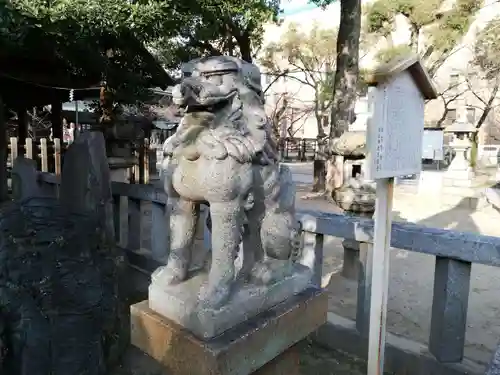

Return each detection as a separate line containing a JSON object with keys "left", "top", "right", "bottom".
{"left": 157, "top": 56, "right": 304, "bottom": 311}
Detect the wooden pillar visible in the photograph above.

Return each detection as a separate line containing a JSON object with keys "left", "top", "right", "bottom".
{"left": 17, "top": 107, "right": 28, "bottom": 156}
{"left": 0, "top": 96, "right": 8, "bottom": 202}
{"left": 51, "top": 100, "right": 63, "bottom": 140}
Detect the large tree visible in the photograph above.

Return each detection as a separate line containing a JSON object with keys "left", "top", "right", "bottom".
{"left": 298, "top": 0, "right": 361, "bottom": 193}
{"left": 366, "top": 0, "right": 482, "bottom": 76}
{"left": 6, "top": 0, "right": 282, "bottom": 95}
{"left": 370, "top": 0, "right": 482, "bottom": 131}
{"left": 260, "top": 22, "right": 337, "bottom": 191}
{"left": 152, "top": 0, "right": 281, "bottom": 65}
{"left": 260, "top": 22, "right": 337, "bottom": 139}
{"left": 463, "top": 16, "right": 500, "bottom": 166}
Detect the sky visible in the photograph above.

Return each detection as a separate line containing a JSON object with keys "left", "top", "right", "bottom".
{"left": 281, "top": 0, "right": 320, "bottom": 16}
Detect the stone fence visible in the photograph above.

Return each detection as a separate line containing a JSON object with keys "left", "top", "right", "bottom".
{"left": 37, "top": 173, "right": 499, "bottom": 375}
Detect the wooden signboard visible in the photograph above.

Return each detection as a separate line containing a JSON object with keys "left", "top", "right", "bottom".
{"left": 364, "top": 55, "right": 437, "bottom": 375}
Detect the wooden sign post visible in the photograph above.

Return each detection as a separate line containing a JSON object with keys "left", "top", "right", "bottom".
{"left": 365, "top": 55, "right": 437, "bottom": 375}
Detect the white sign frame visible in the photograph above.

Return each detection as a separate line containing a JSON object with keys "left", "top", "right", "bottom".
{"left": 365, "top": 69, "right": 427, "bottom": 375}
{"left": 366, "top": 71, "right": 425, "bottom": 180}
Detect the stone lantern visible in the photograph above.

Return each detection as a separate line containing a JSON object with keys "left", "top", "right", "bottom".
{"left": 443, "top": 119, "right": 477, "bottom": 187}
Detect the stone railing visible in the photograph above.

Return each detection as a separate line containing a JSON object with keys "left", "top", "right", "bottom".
{"left": 37, "top": 173, "right": 497, "bottom": 375}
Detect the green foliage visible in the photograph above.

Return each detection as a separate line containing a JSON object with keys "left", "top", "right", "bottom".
{"left": 153, "top": 0, "right": 281, "bottom": 65}
{"left": 365, "top": 0, "right": 482, "bottom": 56}
{"left": 375, "top": 44, "right": 412, "bottom": 63}
{"left": 473, "top": 16, "right": 500, "bottom": 79}
{"left": 470, "top": 133, "right": 478, "bottom": 168}
{"left": 364, "top": 0, "right": 395, "bottom": 34}
{"left": 428, "top": 0, "right": 482, "bottom": 53}
{"left": 1, "top": 0, "right": 179, "bottom": 104}
{"left": 0, "top": 0, "right": 283, "bottom": 108}
{"left": 365, "top": 0, "right": 443, "bottom": 36}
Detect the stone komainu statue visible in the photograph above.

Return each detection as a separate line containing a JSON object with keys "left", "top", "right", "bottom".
{"left": 0, "top": 132, "right": 127, "bottom": 375}
{"left": 158, "top": 56, "right": 302, "bottom": 309}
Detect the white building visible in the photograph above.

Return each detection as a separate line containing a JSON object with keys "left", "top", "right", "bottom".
{"left": 259, "top": 0, "right": 500, "bottom": 157}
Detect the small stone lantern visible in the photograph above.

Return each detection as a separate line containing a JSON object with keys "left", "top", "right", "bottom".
{"left": 443, "top": 119, "right": 477, "bottom": 185}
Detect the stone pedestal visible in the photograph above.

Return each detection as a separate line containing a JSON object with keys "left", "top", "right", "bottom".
{"left": 131, "top": 288, "right": 327, "bottom": 375}
{"left": 443, "top": 143, "right": 475, "bottom": 188}
{"left": 149, "top": 264, "right": 314, "bottom": 339}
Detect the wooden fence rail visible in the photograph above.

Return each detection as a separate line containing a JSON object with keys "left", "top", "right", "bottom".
{"left": 8, "top": 137, "right": 155, "bottom": 183}
{"left": 35, "top": 174, "right": 494, "bottom": 375}
{"left": 8, "top": 137, "right": 63, "bottom": 175}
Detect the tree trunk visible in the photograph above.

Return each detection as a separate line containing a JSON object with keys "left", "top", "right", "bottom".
{"left": 313, "top": 158, "right": 327, "bottom": 192}
{"left": 476, "top": 83, "right": 499, "bottom": 131}
{"left": 409, "top": 23, "right": 420, "bottom": 52}
{"left": 0, "top": 96, "right": 8, "bottom": 202}
{"left": 329, "top": 0, "right": 361, "bottom": 139}
{"left": 327, "top": 0, "right": 361, "bottom": 194}
{"left": 313, "top": 104, "right": 327, "bottom": 192}
{"left": 235, "top": 30, "right": 252, "bottom": 63}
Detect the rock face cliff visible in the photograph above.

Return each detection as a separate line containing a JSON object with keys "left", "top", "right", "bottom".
{"left": 0, "top": 132, "right": 127, "bottom": 375}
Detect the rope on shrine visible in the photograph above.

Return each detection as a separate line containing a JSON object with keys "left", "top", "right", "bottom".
{"left": 0, "top": 70, "right": 101, "bottom": 91}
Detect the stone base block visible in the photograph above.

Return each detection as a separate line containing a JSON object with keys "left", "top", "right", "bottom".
{"left": 149, "top": 264, "right": 313, "bottom": 339}
{"left": 131, "top": 288, "right": 327, "bottom": 375}
{"left": 443, "top": 170, "right": 475, "bottom": 188}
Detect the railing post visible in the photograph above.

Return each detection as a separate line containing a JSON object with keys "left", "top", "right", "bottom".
{"left": 133, "top": 148, "right": 140, "bottom": 184}
{"left": 40, "top": 138, "right": 48, "bottom": 172}
{"left": 53, "top": 138, "right": 61, "bottom": 176}
{"left": 151, "top": 201, "right": 169, "bottom": 261}
{"left": 144, "top": 138, "right": 150, "bottom": 184}
{"left": 300, "top": 231, "right": 324, "bottom": 288}
{"left": 113, "top": 195, "right": 121, "bottom": 243}
{"left": 342, "top": 239, "right": 361, "bottom": 280}
{"left": 429, "top": 257, "right": 471, "bottom": 363}
{"left": 138, "top": 141, "right": 146, "bottom": 184}
{"left": 10, "top": 137, "right": 18, "bottom": 163}
{"left": 127, "top": 198, "right": 142, "bottom": 251}
{"left": 25, "top": 138, "right": 33, "bottom": 159}
{"left": 356, "top": 242, "right": 374, "bottom": 340}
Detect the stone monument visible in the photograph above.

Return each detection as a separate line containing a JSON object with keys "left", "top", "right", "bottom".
{"left": 441, "top": 119, "right": 481, "bottom": 208}
{"left": 0, "top": 131, "right": 127, "bottom": 375}
{"left": 443, "top": 119, "right": 477, "bottom": 188}
{"left": 130, "top": 56, "right": 327, "bottom": 375}
{"left": 329, "top": 131, "right": 376, "bottom": 214}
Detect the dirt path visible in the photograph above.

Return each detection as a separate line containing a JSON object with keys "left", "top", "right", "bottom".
{"left": 137, "top": 162, "right": 500, "bottom": 367}
{"left": 294, "top": 182, "right": 500, "bottom": 365}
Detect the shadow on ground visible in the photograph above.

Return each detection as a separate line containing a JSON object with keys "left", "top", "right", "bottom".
{"left": 417, "top": 197, "right": 480, "bottom": 234}
{"left": 111, "top": 341, "right": 378, "bottom": 375}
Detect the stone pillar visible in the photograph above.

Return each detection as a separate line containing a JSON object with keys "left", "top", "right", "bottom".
{"left": 108, "top": 156, "right": 136, "bottom": 183}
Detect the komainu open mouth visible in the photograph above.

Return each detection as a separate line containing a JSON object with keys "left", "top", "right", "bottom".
{"left": 185, "top": 100, "right": 228, "bottom": 114}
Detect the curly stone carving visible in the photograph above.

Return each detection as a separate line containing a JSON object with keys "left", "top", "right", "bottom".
{"left": 156, "top": 56, "right": 305, "bottom": 313}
